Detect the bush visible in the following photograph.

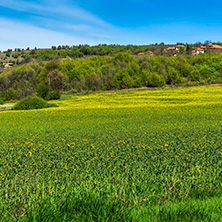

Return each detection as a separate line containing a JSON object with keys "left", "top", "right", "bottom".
{"left": 13, "top": 96, "right": 49, "bottom": 110}
{"left": 0, "top": 88, "right": 17, "bottom": 101}
{"left": 0, "top": 99, "right": 4, "bottom": 105}
{"left": 46, "top": 90, "right": 61, "bottom": 100}
{"left": 147, "top": 72, "right": 165, "bottom": 87}
{"left": 36, "top": 82, "right": 51, "bottom": 100}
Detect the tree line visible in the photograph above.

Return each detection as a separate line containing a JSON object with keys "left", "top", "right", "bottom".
{"left": 2, "top": 42, "right": 222, "bottom": 63}
{"left": 2, "top": 42, "right": 222, "bottom": 68}
{"left": 0, "top": 52, "right": 222, "bottom": 101}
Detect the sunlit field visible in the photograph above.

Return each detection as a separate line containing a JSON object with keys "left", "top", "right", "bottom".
{"left": 1, "top": 86, "right": 222, "bottom": 221}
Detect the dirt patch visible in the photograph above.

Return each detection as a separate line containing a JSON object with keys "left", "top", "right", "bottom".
{"left": 0, "top": 105, "right": 14, "bottom": 111}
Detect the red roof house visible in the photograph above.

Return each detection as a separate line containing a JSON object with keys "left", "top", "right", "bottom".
{"left": 209, "top": 45, "right": 222, "bottom": 49}
{"left": 137, "top": 52, "right": 145, "bottom": 55}
{"left": 176, "top": 45, "right": 185, "bottom": 50}
{"left": 166, "top": 47, "right": 176, "bottom": 50}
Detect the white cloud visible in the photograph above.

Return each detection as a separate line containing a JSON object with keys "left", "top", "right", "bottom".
{"left": 0, "top": 0, "right": 124, "bottom": 50}
{"left": 0, "top": 18, "right": 101, "bottom": 51}
{"left": 0, "top": 0, "right": 126, "bottom": 50}
{"left": 0, "top": 0, "right": 110, "bottom": 27}
{"left": 0, "top": 0, "right": 222, "bottom": 49}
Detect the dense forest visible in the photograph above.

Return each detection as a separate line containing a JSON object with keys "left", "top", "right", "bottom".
{"left": 0, "top": 51, "right": 222, "bottom": 101}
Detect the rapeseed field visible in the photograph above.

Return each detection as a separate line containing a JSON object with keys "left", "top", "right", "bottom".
{"left": 0, "top": 86, "right": 222, "bottom": 221}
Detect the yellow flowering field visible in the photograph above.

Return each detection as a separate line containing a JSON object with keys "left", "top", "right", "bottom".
{"left": 0, "top": 86, "right": 222, "bottom": 208}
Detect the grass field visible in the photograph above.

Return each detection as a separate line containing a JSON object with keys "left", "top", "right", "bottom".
{"left": 0, "top": 86, "right": 222, "bottom": 221}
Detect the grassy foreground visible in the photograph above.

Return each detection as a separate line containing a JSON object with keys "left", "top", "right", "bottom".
{"left": 0, "top": 86, "right": 222, "bottom": 221}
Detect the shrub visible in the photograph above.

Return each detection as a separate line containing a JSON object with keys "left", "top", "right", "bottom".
{"left": 13, "top": 96, "right": 49, "bottom": 110}
{"left": 0, "top": 99, "right": 4, "bottom": 105}
{"left": 0, "top": 88, "right": 17, "bottom": 101}
{"left": 36, "top": 82, "right": 51, "bottom": 100}
{"left": 147, "top": 72, "right": 165, "bottom": 87}
{"left": 46, "top": 90, "right": 61, "bottom": 100}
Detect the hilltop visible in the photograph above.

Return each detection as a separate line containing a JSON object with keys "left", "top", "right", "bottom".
{"left": 1, "top": 42, "right": 222, "bottom": 70}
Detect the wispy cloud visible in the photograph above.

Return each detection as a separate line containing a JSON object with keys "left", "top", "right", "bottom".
{"left": 0, "top": 18, "right": 101, "bottom": 51}
{"left": 1, "top": 0, "right": 220, "bottom": 50}
{"left": 0, "top": 0, "right": 120, "bottom": 50}
{"left": 0, "top": 0, "right": 110, "bottom": 27}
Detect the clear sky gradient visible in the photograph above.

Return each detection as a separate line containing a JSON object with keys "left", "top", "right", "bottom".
{"left": 0, "top": 0, "right": 222, "bottom": 50}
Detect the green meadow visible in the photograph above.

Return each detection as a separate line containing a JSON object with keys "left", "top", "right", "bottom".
{"left": 0, "top": 86, "right": 222, "bottom": 221}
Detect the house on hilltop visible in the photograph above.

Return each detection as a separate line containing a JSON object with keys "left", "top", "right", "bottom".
{"left": 191, "top": 48, "right": 204, "bottom": 55}
{"left": 207, "top": 44, "right": 222, "bottom": 52}
{"left": 166, "top": 47, "right": 176, "bottom": 51}
{"left": 3, "top": 63, "right": 14, "bottom": 68}
{"left": 209, "top": 44, "right": 222, "bottom": 49}
{"left": 191, "top": 50, "right": 197, "bottom": 55}
{"left": 176, "top": 45, "right": 185, "bottom": 50}
{"left": 196, "top": 48, "right": 204, "bottom": 54}
{"left": 137, "top": 52, "right": 145, "bottom": 56}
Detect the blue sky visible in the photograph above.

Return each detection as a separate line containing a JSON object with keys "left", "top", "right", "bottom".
{"left": 0, "top": 0, "right": 222, "bottom": 50}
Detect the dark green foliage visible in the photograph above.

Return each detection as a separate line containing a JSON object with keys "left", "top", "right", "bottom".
{"left": 46, "top": 90, "right": 61, "bottom": 100}
{"left": 0, "top": 64, "right": 40, "bottom": 100}
{"left": 12, "top": 52, "right": 20, "bottom": 59}
{"left": 36, "top": 82, "right": 51, "bottom": 100}
{"left": 166, "top": 67, "right": 182, "bottom": 85}
{"left": 1, "top": 52, "right": 222, "bottom": 95}
{"left": 112, "top": 70, "right": 134, "bottom": 89}
{"left": 0, "top": 99, "right": 3, "bottom": 105}
{"left": 147, "top": 72, "right": 165, "bottom": 87}
{"left": 190, "top": 69, "right": 201, "bottom": 81}
{"left": 0, "top": 88, "right": 17, "bottom": 101}
{"left": 13, "top": 96, "right": 49, "bottom": 110}
{"left": 5, "top": 52, "right": 10, "bottom": 57}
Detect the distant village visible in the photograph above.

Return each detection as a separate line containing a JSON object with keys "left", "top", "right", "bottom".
{"left": 1, "top": 42, "right": 222, "bottom": 72}
{"left": 137, "top": 43, "right": 222, "bottom": 56}
{"left": 166, "top": 43, "right": 222, "bottom": 55}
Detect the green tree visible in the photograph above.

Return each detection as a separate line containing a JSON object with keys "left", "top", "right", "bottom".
{"left": 147, "top": 72, "right": 165, "bottom": 87}
{"left": 36, "top": 82, "right": 51, "bottom": 100}
{"left": 112, "top": 70, "right": 133, "bottom": 89}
